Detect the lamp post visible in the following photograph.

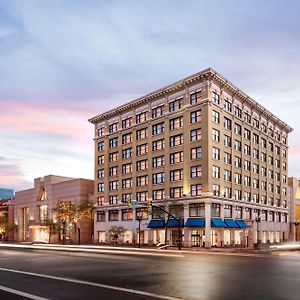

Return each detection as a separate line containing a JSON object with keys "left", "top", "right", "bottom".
{"left": 136, "top": 215, "right": 143, "bottom": 248}
{"left": 293, "top": 220, "right": 300, "bottom": 242}
{"left": 255, "top": 216, "right": 261, "bottom": 248}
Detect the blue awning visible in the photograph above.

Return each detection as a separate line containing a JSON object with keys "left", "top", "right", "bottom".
{"left": 235, "top": 219, "right": 248, "bottom": 228}
{"left": 166, "top": 219, "right": 184, "bottom": 227}
{"left": 211, "top": 218, "right": 227, "bottom": 228}
{"left": 147, "top": 219, "right": 165, "bottom": 228}
{"left": 185, "top": 218, "right": 205, "bottom": 227}
{"left": 224, "top": 219, "right": 239, "bottom": 228}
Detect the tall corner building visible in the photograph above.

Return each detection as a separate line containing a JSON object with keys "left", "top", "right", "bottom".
{"left": 89, "top": 68, "right": 293, "bottom": 248}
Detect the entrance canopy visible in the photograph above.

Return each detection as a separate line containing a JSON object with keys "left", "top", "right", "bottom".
{"left": 185, "top": 218, "right": 205, "bottom": 227}
{"left": 147, "top": 220, "right": 165, "bottom": 228}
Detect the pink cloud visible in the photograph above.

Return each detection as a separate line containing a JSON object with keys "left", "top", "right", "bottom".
{"left": 0, "top": 100, "right": 98, "bottom": 145}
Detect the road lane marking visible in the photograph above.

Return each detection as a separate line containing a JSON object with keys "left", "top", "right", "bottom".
{"left": 0, "top": 267, "right": 182, "bottom": 300}
{"left": 0, "top": 285, "right": 50, "bottom": 300}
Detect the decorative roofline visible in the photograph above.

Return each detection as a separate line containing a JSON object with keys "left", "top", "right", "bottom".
{"left": 88, "top": 67, "right": 293, "bottom": 133}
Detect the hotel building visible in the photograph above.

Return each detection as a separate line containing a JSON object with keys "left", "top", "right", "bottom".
{"left": 89, "top": 68, "right": 292, "bottom": 248}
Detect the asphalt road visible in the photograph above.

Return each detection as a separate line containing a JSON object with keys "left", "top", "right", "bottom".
{"left": 0, "top": 246, "right": 299, "bottom": 300}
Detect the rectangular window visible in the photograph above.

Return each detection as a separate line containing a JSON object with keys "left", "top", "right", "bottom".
{"left": 136, "top": 175, "right": 148, "bottom": 186}
{"left": 169, "top": 98, "right": 182, "bottom": 112}
{"left": 212, "top": 147, "right": 220, "bottom": 160}
{"left": 152, "top": 139, "right": 165, "bottom": 151}
{"left": 98, "top": 183, "right": 104, "bottom": 192}
{"left": 122, "top": 148, "right": 132, "bottom": 159}
{"left": 211, "top": 203, "right": 221, "bottom": 217}
{"left": 98, "top": 155, "right": 104, "bottom": 165}
{"left": 191, "top": 147, "right": 202, "bottom": 160}
{"left": 109, "top": 137, "right": 118, "bottom": 148}
{"left": 98, "top": 169, "right": 104, "bottom": 178}
{"left": 212, "top": 129, "right": 220, "bottom": 142}
{"left": 97, "top": 211, "right": 105, "bottom": 222}
{"left": 170, "top": 151, "right": 183, "bottom": 164}
{"left": 234, "top": 106, "right": 242, "bottom": 118}
{"left": 136, "top": 191, "right": 148, "bottom": 202}
{"left": 190, "top": 110, "right": 201, "bottom": 123}
{"left": 224, "top": 205, "right": 232, "bottom": 218}
{"left": 170, "top": 169, "right": 183, "bottom": 181}
{"left": 170, "top": 186, "right": 183, "bottom": 198}
{"left": 153, "top": 172, "right": 165, "bottom": 184}
{"left": 108, "top": 210, "right": 119, "bottom": 221}
{"left": 189, "top": 203, "right": 205, "bottom": 217}
{"left": 213, "top": 184, "right": 220, "bottom": 196}
{"left": 98, "top": 141, "right": 104, "bottom": 151}
{"left": 212, "top": 90, "right": 220, "bottom": 105}
{"left": 212, "top": 110, "right": 220, "bottom": 123}
{"left": 136, "top": 143, "right": 148, "bottom": 156}
{"left": 152, "top": 122, "right": 165, "bottom": 135}
{"left": 190, "top": 91, "right": 201, "bottom": 104}
{"left": 122, "top": 117, "right": 132, "bottom": 129}
{"left": 224, "top": 152, "right": 232, "bottom": 164}
{"left": 122, "top": 163, "right": 132, "bottom": 174}
{"left": 109, "top": 195, "right": 118, "bottom": 205}
{"left": 234, "top": 140, "right": 241, "bottom": 151}
{"left": 122, "top": 133, "right": 132, "bottom": 145}
{"left": 191, "top": 184, "right": 202, "bottom": 196}
{"left": 224, "top": 135, "right": 232, "bottom": 147}
{"left": 122, "top": 209, "right": 133, "bottom": 221}
{"left": 109, "top": 166, "right": 118, "bottom": 177}
{"left": 152, "top": 105, "right": 164, "bottom": 118}
{"left": 190, "top": 165, "right": 202, "bottom": 178}
{"left": 136, "top": 128, "right": 148, "bottom": 140}
{"left": 190, "top": 128, "right": 202, "bottom": 141}
{"left": 234, "top": 156, "right": 241, "bottom": 168}
{"left": 170, "top": 116, "right": 183, "bottom": 130}
{"left": 224, "top": 170, "right": 232, "bottom": 182}
{"left": 109, "top": 122, "right": 119, "bottom": 133}
{"left": 212, "top": 166, "right": 220, "bottom": 178}
{"left": 109, "top": 180, "right": 118, "bottom": 191}
{"left": 224, "top": 117, "right": 232, "bottom": 130}
{"left": 234, "top": 123, "right": 242, "bottom": 135}
{"left": 244, "top": 128, "right": 251, "bottom": 140}
{"left": 122, "top": 178, "right": 132, "bottom": 189}
{"left": 136, "top": 111, "right": 148, "bottom": 124}
{"left": 136, "top": 159, "right": 148, "bottom": 171}
{"left": 224, "top": 98, "right": 232, "bottom": 112}
{"left": 109, "top": 152, "right": 118, "bottom": 162}
{"left": 153, "top": 189, "right": 165, "bottom": 200}
{"left": 153, "top": 156, "right": 165, "bottom": 168}
{"left": 170, "top": 134, "right": 183, "bottom": 147}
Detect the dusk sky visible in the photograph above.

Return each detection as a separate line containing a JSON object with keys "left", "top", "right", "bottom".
{"left": 0, "top": 0, "right": 299, "bottom": 191}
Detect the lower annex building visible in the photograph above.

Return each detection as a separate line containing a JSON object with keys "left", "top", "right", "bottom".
{"left": 89, "top": 68, "right": 293, "bottom": 248}
{"left": 14, "top": 175, "right": 94, "bottom": 244}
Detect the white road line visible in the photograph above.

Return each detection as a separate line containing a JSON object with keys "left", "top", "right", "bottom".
{"left": 0, "top": 284, "right": 50, "bottom": 300}
{"left": 0, "top": 267, "right": 182, "bottom": 300}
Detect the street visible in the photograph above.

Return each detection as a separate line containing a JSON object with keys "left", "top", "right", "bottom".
{"left": 0, "top": 246, "right": 299, "bottom": 300}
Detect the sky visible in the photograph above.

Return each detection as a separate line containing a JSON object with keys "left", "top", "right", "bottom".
{"left": 0, "top": 0, "right": 300, "bottom": 191}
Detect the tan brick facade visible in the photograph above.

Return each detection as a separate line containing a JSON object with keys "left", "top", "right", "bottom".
{"left": 90, "top": 68, "right": 292, "bottom": 248}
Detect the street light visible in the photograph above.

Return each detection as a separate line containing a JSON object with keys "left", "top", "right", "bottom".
{"left": 136, "top": 215, "right": 143, "bottom": 248}
{"left": 293, "top": 220, "right": 300, "bottom": 241}
{"left": 255, "top": 216, "right": 261, "bottom": 248}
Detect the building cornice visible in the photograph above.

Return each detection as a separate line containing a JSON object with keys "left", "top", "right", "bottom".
{"left": 88, "top": 67, "right": 293, "bottom": 133}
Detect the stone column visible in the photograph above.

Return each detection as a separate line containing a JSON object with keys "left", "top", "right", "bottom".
{"left": 183, "top": 204, "right": 190, "bottom": 247}
{"left": 220, "top": 204, "right": 224, "bottom": 247}
{"left": 205, "top": 202, "right": 211, "bottom": 248}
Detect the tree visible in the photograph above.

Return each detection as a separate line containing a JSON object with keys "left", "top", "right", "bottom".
{"left": 54, "top": 201, "right": 77, "bottom": 244}
{"left": 77, "top": 199, "right": 95, "bottom": 243}
{"left": 44, "top": 218, "right": 57, "bottom": 244}
{"left": 108, "top": 226, "right": 125, "bottom": 245}
{"left": 0, "top": 214, "right": 8, "bottom": 240}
